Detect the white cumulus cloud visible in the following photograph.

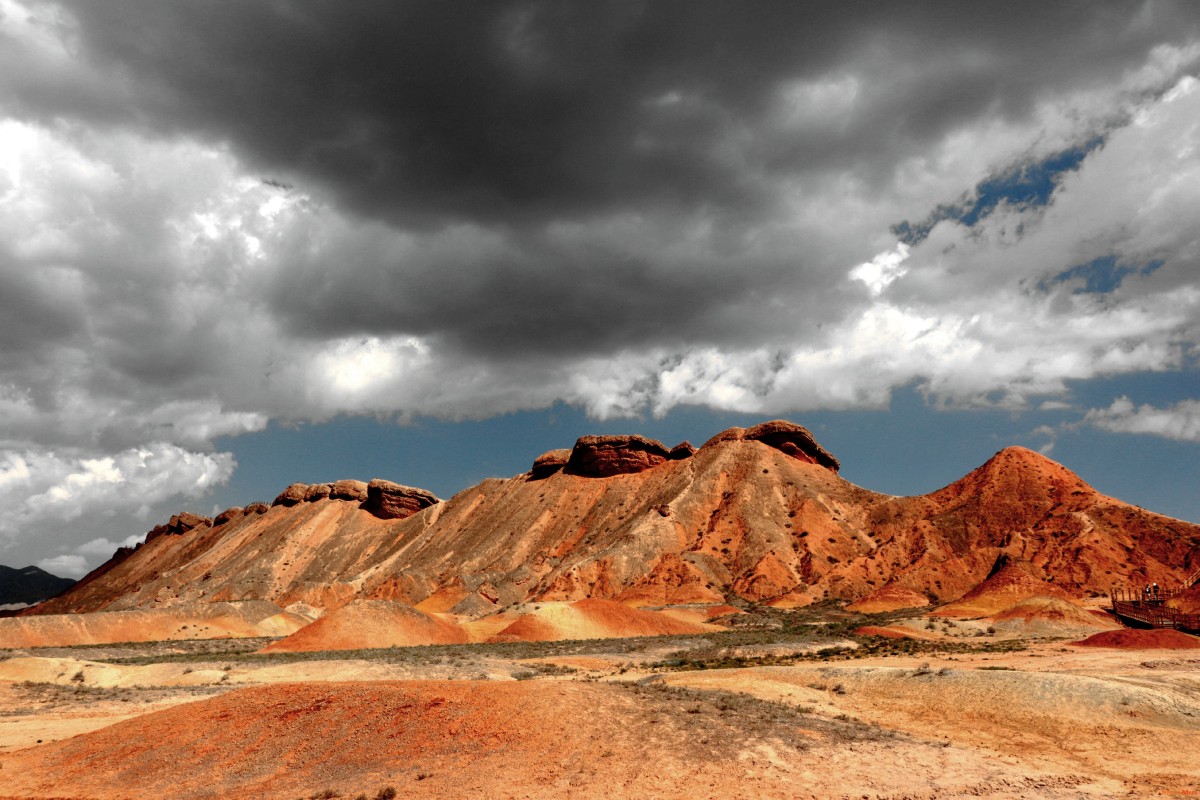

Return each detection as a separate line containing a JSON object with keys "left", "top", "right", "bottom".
{"left": 1084, "top": 397, "right": 1200, "bottom": 442}
{"left": 0, "top": 444, "right": 236, "bottom": 560}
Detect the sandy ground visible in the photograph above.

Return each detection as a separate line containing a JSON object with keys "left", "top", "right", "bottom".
{"left": 1, "top": 625, "right": 1199, "bottom": 799}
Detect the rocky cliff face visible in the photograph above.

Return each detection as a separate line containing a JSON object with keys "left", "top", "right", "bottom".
{"left": 30, "top": 422, "right": 1200, "bottom": 617}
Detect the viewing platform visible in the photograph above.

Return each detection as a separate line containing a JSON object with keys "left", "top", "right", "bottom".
{"left": 1110, "top": 566, "right": 1200, "bottom": 633}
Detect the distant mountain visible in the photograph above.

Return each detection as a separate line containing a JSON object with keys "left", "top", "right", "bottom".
{"left": 0, "top": 565, "right": 76, "bottom": 606}
{"left": 30, "top": 420, "right": 1200, "bottom": 617}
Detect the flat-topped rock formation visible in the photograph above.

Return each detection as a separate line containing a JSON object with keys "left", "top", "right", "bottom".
{"left": 564, "top": 434, "right": 673, "bottom": 477}
{"left": 363, "top": 479, "right": 440, "bottom": 520}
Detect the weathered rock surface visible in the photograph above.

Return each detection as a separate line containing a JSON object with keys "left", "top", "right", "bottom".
{"left": 704, "top": 420, "right": 840, "bottom": 472}
{"left": 213, "top": 507, "right": 243, "bottom": 527}
{"left": 330, "top": 479, "right": 369, "bottom": 502}
{"left": 530, "top": 449, "right": 572, "bottom": 479}
{"left": 145, "top": 512, "right": 211, "bottom": 543}
{"left": 272, "top": 483, "right": 310, "bottom": 507}
{"left": 303, "top": 483, "right": 332, "bottom": 502}
{"left": 273, "top": 480, "right": 369, "bottom": 506}
{"left": 565, "top": 434, "right": 671, "bottom": 477}
{"left": 669, "top": 441, "right": 697, "bottom": 459}
{"left": 364, "top": 479, "right": 440, "bottom": 520}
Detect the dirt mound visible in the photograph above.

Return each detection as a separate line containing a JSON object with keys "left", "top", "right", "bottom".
{"left": 989, "top": 596, "right": 1120, "bottom": 637}
{"left": 703, "top": 604, "right": 743, "bottom": 619}
{"left": 262, "top": 600, "right": 467, "bottom": 653}
{"left": 487, "top": 599, "right": 710, "bottom": 642}
{"left": 1071, "top": 628, "right": 1200, "bottom": 649}
{"left": 846, "top": 585, "right": 930, "bottom": 613}
{"left": 0, "top": 601, "right": 309, "bottom": 648}
{"left": 853, "top": 625, "right": 926, "bottom": 640}
{"left": 932, "top": 556, "right": 1074, "bottom": 618}
{"left": 992, "top": 596, "right": 1111, "bottom": 626}
{"left": 0, "top": 679, "right": 835, "bottom": 799}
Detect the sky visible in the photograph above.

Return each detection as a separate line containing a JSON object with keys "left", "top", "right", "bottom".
{"left": 1, "top": 1, "right": 1198, "bottom": 578}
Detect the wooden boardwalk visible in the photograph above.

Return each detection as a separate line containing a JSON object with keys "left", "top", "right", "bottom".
{"left": 1110, "top": 566, "right": 1200, "bottom": 633}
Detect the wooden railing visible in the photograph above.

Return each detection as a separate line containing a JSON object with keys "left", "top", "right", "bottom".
{"left": 1110, "top": 599, "right": 1200, "bottom": 632}
{"left": 1184, "top": 566, "right": 1200, "bottom": 590}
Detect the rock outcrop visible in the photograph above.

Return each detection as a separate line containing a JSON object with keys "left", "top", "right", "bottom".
{"left": 364, "top": 479, "right": 440, "bottom": 520}
{"left": 565, "top": 434, "right": 671, "bottom": 477}
{"left": 274, "top": 480, "right": 370, "bottom": 507}
{"left": 330, "top": 479, "right": 369, "bottom": 502}
{"left": 272, "top": 483, "right": 310, "bottom": 507}
{"left": 145, "top": 512, "right": 211, "bottom": 543}
{"left": 530, "top": 449, "right": 572, "bottom": 479}
{"left": 213, "top": 507, "right": 243, "bottom": 527}
{"left": 669, "top": 441, "right": 697, "bottom": 459}
{"left": 303, "top": 483, "right": 332, "bottom": 502}
{"left": 704, "top": 420, "right": 840, "bottom": 472}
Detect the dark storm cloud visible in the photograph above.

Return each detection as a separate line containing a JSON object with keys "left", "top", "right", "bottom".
{"left": 19, "top": 0, "right": 1189, "bottom": 363}
{"left": 262, "top": 216, "right": 858, "bottom": 359}
{"left": 30, "top": 1, "right": 1199, "bottom": 227}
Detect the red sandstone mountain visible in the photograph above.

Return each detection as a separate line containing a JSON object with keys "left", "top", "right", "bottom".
{"left": 28, "top": 421, "right": 1200, "bottom": 620}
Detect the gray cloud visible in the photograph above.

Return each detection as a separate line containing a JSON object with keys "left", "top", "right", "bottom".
{"left": 10, "top": 2, "right": 1194, "bottom": 225}
{"left": 1, "top": 1, "right": 1200, "bottom": 568}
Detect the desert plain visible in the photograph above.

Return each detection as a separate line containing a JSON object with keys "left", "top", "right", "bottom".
{"left": 2, "top": 599, "right": 1200, "bottom": 800}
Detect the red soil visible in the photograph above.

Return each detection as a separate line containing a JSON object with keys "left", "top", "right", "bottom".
{"left": 487, "top": 598, "right": 708, "bottom": 643}
{"left": 933, "top": 557, "right": 1074, "bottom": 618}
{"left": 0, "top": 679, "right": 818, "bottom": 800}
{"left": 262, "top": 600, "right": 466, "bottom": 653}
{"left": 846, "top": 586, "right": 930, "bottom": 613}
{"left": 1070, "top": 628, "right": 1200, "bottom": 649}
{"left": 991, "top": 596, "right": 1113, "bottom": 628}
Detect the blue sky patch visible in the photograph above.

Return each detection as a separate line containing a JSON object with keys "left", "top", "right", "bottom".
{"left": 1039, "top": 256, "right": 1164, "bottom": 294}
{"left": 893, "top": 137, "right": 1104, "bottom": 245}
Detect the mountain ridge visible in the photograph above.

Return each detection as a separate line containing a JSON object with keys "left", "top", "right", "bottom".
{"left": 27, "top": 421, "right": 1200, "bottom": 618}
{"left": 0, "top": 565, "right": 76, "bottom": 607}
